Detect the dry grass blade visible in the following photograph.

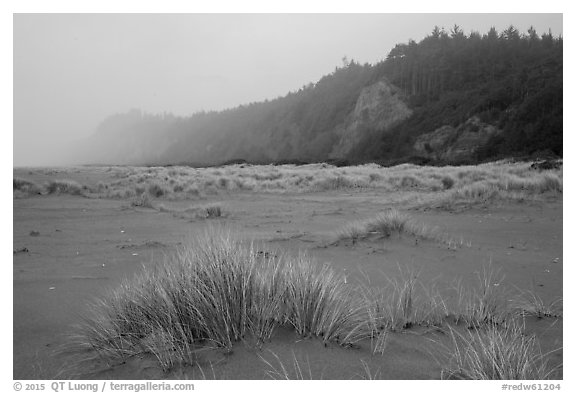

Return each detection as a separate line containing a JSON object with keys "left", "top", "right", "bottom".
{"left": 358, "top": 359, "right": 381, "bottom": 380}
{"left": 259, "top": 350, "right": 315, "bottom": 380}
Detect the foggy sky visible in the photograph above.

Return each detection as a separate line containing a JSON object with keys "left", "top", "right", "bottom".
{"left": 13, "top": 13, "right": 562, "bottom": 167}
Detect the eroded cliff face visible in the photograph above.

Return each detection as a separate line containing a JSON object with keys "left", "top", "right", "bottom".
{"left": 330, "top": 79, "right": 412, "bottom": 158}
{"left": 413, "top": 116, "right": 502, "bottom": 162}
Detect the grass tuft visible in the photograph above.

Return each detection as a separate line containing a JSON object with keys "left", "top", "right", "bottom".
{"left": 147, "top": 183, "right": 167, "bottom": 198}
{"left": 130, "top": 192, "right": 155, "bottom": 208}
{"left": 66, "top": 228, "right": 369, "bottom": 372}
{"left": 284, "top": 256, "right": 367, "bottom": 345}
{"left": 451, "top": 263, "right": 510, "bottom": 328}
{"left": 359, "top": 266, "right": 448, "bottom": 333}
{"left": 338, "top": 209, "right": 445, "bottom": 244}
{"left": 441, "top": 176, "right": 455, "bottom": 190}
{"left": 13, "top": 177, "right": 43, "bottom": 195}
{"left": 46, "top": 180, "right": 85, "bottom": 196}
{"left": 203, "top": 204, "right": 223, "bottom": 218}
{"left": 511, "top": 289, "right": 562, "bottom": 319}
{"left": 442, "top": 321, "right": 561, "bottom": 380}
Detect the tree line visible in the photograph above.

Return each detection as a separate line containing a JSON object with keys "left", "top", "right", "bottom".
{"left": 355, "top": 25, "right": 562, "bottom": 163}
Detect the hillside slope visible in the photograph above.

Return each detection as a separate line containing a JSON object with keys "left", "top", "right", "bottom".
{"left": 71, "top": 26, "right": 562, "bottom": 166}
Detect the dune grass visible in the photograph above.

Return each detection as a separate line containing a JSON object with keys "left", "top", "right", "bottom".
{"left": 13, "top": 177, "right": 43, "bottom": 196}
{"left": 436, "top": 264, "right": 562, "bottom": 380}
{"left": 259, "top": 350, "right": 316, "bottom": 380}
{"left": 67, "top": 228, "right": 370, "bottom": 372}
{"left": 450, "top": 263, "right": 511, "bottom": 328}
{"left": 62, "top": 221, "right": 561, "bottom": 378}
{"left": 15, "top": 160, "right": 562, "bottom": 209}
{"left": 46, "top": 179, "right": 86, "bottom": 196}
{"left": 64, "top": 229, "right": 562, "bottom": 378}
{"left": 441, "top": 320, "right": 561, "bottom": 380}
{"left": 358, "top": 267, "right": 448, "bottom": 333}
{"left": 155, "top": 202, "right": 225, "bottom": 220}
{"left": 337, "top": 209, "right": 446, "bottom": 245}
{"left": 203, "top": 204, "right": 223, "bottom": 218}
{"left": 284, "top": 256, "right": 367, "bottom": 345}
{"left": 312, "top": 175, "right": 369, "bottom": 191}
{"left": 147, "top": 183, "right": 167, "bottom": 198}
{"left": 130, "top": 192, "right": 155, "bottom": 208}
{"left": 511, "top": 288, "right": 563, "bottom": 319}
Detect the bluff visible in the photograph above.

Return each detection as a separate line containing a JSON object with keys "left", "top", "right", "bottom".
{"left": 413, "top": 116, "right": 502, "bottom": 162}
{"left": 330, "top": 80, "right": 412, "bottom": 158}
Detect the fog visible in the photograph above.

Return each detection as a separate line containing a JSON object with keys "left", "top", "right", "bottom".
{"left": 13, "top": 13, "right": 562, "bottom": 167}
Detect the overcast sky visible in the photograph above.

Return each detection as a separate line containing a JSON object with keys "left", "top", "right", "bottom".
{"left": 13, "top": 13, "right": 562, "bottom": 166}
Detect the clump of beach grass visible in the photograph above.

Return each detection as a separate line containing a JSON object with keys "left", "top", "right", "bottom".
{"left": 450, "top": 263, "right": 511, "bottom": 328}
{"left": 384, "top": 267, "right": 419, "bottom": 330}
{"left": 284, "top": 257, "right": 368, "bottom": 345}
{"left": 154, "top": 203, "right": 225, "bottom": 220}
{"left": 337, "top": 209, "right": 445, "bottom": 244}
{"left": 147, "top": 183, "right": 167, "bottom": 198}
{"left": 66, "top": 228, "right": 369, "bottom": 372}
{"left": 13, "top": 177, "right": 43, "bottom": 196}
{"left": 511, "top": 289, "right": 562, "bottom": 319}
{"left": 130, "top": 192, "right": 155, "bottom": 208}
{"left": 203, "top": 204, "right": 223, "bottom": 218}
{"left": 46, "top": 179, "right": 85, "bottom": 196}
{"left": 441, "top": 175, "right": 455, "bottom": 190}
{"left": 359, "top": 267, "right": 448, "bottom": 333}
{"left": 388, "top": 272, "right": 449, "bottom": 329}
{"left": 441, "top": 320, "right": 561, "bottom": 380}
